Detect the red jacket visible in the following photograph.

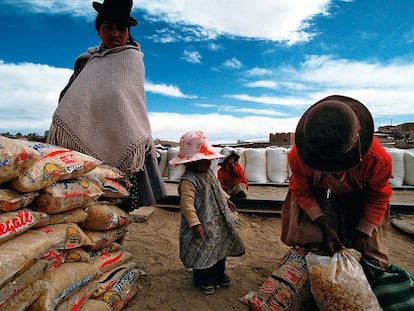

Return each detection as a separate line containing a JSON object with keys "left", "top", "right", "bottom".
{"left": 288, "top": 137, "right": 392, "bottom": 235}
{"left": 218, "top": 163, "right": 249, "bottom": 191}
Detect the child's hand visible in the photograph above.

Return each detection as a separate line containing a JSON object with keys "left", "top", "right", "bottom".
{"left": 192, "top": 224, "right": 204, "bottom": 238}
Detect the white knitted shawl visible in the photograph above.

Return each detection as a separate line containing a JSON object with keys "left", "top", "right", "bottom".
{"left": 47, "top": 45, "right": 156, "bottom": 179}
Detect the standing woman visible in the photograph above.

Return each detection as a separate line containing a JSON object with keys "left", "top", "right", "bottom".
{"left": 47, "top": 0, "right": 166, "bottom": 211}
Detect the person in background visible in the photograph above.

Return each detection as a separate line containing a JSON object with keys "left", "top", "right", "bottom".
{"left": 281, "top": 95, "right": 392, "bottom": 269}
{"left": 217, "top": 147, "right": 249, "bottom": 199}
{"left": 46, "top": 0, "right": 166, "bottom": 211}
{"left": 169, "top": 131, "right": 245, "bottom": 295}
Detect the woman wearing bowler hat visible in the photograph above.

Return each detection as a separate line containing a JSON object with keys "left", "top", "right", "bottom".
{"left": 281, "top": 95, "right": 392, "bottom": 269}
{"left": 47, "top": 0, "right": 166, "bottom": 211}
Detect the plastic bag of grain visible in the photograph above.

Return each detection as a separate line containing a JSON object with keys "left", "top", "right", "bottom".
{"left": 78, "top": 298, "right": 112, "bottom": 311}
{"left": 38, "top": 223, "right": 92, "bottom": 250}
{"left": 0, "top": 136, "right": 44, "bottom": 184}
{"left": 97, "top": 267, "right": 141, "bottom": 311}
{"left": 84, "top": 225, "right": 129, "bottom": 251}
{"left": 157, "top": 148, "right": 169, "bottom": 177}
{"left": 81, "top": 202, "right": 130, "bottom": 231}
{"left": 266, "top": 147, "right": 289, "bottom": 184}
{"left": 10, "top": 148, "right": 102, "bottom": 192}
{"left": 0, "top": 209, "right": 49, "bottom": 244}
{"left": 92, "top": 261, "right": 139, "bottom": 298}
{"left": 91, "top": 249, "right": 133, "bottom": 273}
{"left": 0, "top": 228, "right": 63, "bottom": 288}
{"left": 0, "top": 280, "right": 47, "bottom": 311}
{"left": 31, "top": 261, "right": 101, "bottom": 311}
{"left": 244, "top": 247, "right": 314, "bottom": 311}
{"left": 244, "top": 148, "right": 268, "bottom": 183}
{"left": 55, "top": 280, "right": 99, "bottom": 311}
{"left": 0, "top": 188, "right": 39, "bottom": 212}
{"left": 33, "top": 177, "right": 103, "bottom": 214}
{"left": 0, "top": 259, "right": 48, "bottom": 307}
{"left": 32, "top": 208, "right": 89, "bottom": 228}
{"left": 85, "top": 165, "right": 129, "bottom": 199}
{"left": 306, "top": 248, "right": 381, "bottom": 311}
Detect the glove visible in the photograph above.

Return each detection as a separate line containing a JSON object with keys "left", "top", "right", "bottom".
{"left": 352, "top": 230, "right": 370, "bottom": 254}
{"left": 315, "top": 216, "right": 345, "bottom": 254}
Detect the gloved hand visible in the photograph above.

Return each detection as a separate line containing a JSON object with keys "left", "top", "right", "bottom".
{"left": 352, "top": 230, "right": 370, "bottom": 254}
{"left": 192, "top": 224, "right": 204, "bottom": 238}
{"left": 315, "top": 215, "right": 345, "bottom": 254}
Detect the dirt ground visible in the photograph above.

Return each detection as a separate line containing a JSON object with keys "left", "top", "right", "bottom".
{"left": 122, "top": 183, "right": 414, "bottom": 311}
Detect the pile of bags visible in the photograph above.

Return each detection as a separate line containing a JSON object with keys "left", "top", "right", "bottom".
{"left": 0, "top": 135, "right": 142, "bottom": 310}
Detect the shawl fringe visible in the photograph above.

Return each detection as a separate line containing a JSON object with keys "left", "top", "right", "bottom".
{"left": 47, "top": 116, "right": 157, "bottom": 183}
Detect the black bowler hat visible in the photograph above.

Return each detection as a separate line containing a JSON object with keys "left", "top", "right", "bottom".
{"left": 93, "top": 0, "right": 138, "bottom": 26}
{"left": 295, "top": 95, "right": 374, "bottom": 172}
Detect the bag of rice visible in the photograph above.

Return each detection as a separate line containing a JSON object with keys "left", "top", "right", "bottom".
{"left": 38, "top": 223, "right": 92, "bottom": 250}
{"left": 0, "top": 209, "right": 49, "bottom": 244}
{"left": 0, "top": 228, "right": 64, "bottom": 287}
{"left": 0, "top": 136, "right": 43, "bottom": 184}
{"left": 31, "top": 261, "right": 101, "bottom": 311}
{"left": 55, "top": 280, "right": 99, "bottom": 311}
{"left": 10, "top": 148, "right": 101, "bottom": 192}
{"left": 244, "top": 247, "right": 314, "bottom": 311}
{"left": 0, "top": 280, "right": 47, "bottom": 311}
{"left": 91, "top": 250, "right": 133, "bottom": 273}
{"left": 0, "top": 259, "right": 48, "bottom": 307}
{"left": 32, "top": 208, "right": 89, "bottom": 228}
{"left": 84, "top": 225, "right": 128, "bottom": 251}
{"left": 78, "top": 298, "right": 112, "bottom": 311}
{"left": 33, "top": 177, "right": 103, "bottom": 214}
{"left": 92, "top": 261, "right": 139, "bottom": 298}
{"left": 0, "top": 188, "right": 39, "bottom": 212}
{"left": 81, "top": 202, "right": 130, "bottom": 231}
{"left": 306, "top": 248, "right": 381, "bottom": 311}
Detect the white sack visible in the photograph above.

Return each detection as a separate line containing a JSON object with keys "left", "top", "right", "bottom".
{"left": 157, "top": 149, "right": 168, "bottom": 177}
{"left": 244, "top": 148, "right": 267, "bottom": 183}
{"left": 384, "top": 147, "right": 405, "bottom": 187}
{"left": 167, "top": 147, "right": 185, "bottom": 181}
{"left": 266, "top": 147, "right": 289, "bottom": 184}
{"left": 403, "top": 149, "right": 414, "bottom": 186}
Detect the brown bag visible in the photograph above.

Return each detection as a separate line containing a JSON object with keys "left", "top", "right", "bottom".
{"left": 280, "top": 190, "right": 323, "bottom": 246}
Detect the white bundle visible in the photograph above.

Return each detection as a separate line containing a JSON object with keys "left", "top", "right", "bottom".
{"left": 384, "top": 147, "right": 405, "bottom": 187}
{"left": 266, "top": 147, "right": 289, "bottom": 184}
{"left": 403, "top": 149, "right": 414, "bottom": 186}
{"left": 244, "top": 148, "right": 267, "bottom": 183}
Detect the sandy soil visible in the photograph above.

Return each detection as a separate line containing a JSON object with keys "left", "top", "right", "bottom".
{"left": 122, "top": 183, "right": 414, "bottom": 311}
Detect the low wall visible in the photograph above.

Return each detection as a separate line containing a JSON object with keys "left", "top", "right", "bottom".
{"left": 157, "top": 146, "right": 414, "bottom": 187}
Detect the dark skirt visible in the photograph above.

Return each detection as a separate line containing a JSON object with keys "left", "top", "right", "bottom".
{"left": 121, "top": 154, "right": 167, "bottom": 211}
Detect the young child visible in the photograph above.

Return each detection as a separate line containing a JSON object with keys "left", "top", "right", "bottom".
{"left": 169, "top": 131, "right": 245, "bottom": 295}
{"left": 218, "top": 147, "right": 249, "bottom": 199}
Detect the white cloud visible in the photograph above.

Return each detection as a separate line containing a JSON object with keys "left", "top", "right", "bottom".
{"left": 145, "top": 81, "right": 197, "bottom": 98}
{"left": 245, "top": 80, "right": 278, "bottom": 89}
{"left": 149, "top": 112, "right": 299, "bottom": 143}
{"left": 138, "top": 0, "right": 330, "bottom": 43}
{"left": 13, "top": 1, "right": 330, "bottom": 43}
{"left": 182, "top": 50, "right": 202, "bottom": 64}
{"left": 223, "top": 57, "right": 243, "bottom": 69}
{"left": 247, "top": 67, "right": 273, "bottom": 76}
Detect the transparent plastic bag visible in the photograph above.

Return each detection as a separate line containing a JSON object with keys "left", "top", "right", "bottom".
{"left": 306, "top": 248, "right": 382, "bottom": 311}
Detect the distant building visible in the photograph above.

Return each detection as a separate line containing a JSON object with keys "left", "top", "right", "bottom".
{"left": 394, "top": 122, "right": 414, "bottom": 139}
{"left": 269, "top": 132, "right": 295, "bottom": 147}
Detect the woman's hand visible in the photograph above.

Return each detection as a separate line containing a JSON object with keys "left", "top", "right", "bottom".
{"left": 191, "top": 224, "right": 204, "bottom": 238}
{"left": 352, "top": 230, "right": 370, "bottom": 254}
{"left": 315, "top": 216, "right": 345, "bottom": 254}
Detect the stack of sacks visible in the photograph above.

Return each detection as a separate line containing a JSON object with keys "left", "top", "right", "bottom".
{"left": 0, "top": 135, "right": 143, "bottom": 310}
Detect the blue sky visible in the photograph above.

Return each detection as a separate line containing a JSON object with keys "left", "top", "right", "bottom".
{"left": 1, "top": 0, "right": 413, "bottom": 143}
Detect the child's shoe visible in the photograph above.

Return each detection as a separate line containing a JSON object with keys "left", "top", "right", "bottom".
{"left": 215, "top": 274, "right": 231, "bottom": 287}
{"left": 198, "top": 284, "right": 215, "bottom": 295}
